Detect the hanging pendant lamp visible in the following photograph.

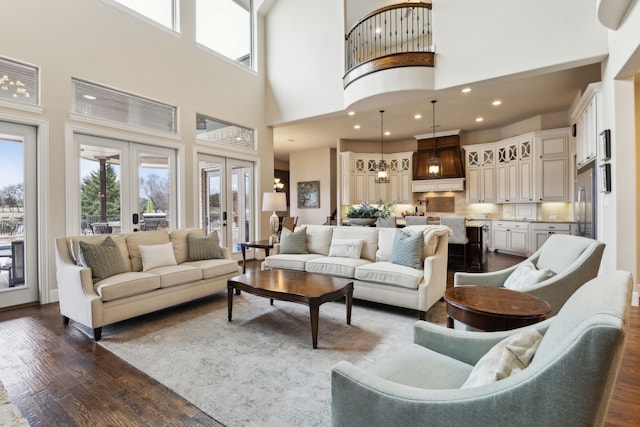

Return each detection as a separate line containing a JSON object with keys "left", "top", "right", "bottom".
{"left": 375, "top": 109, "right": 390, "bottom": 184}
{"left": 426, "top": 100, "right": 442, "bottom": 178}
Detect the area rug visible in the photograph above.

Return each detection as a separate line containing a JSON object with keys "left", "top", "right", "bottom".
{"left": 78, "top": 294, "right": 446, "bottom": 427}
{"left": 0, "top": 380, "right": 30, "bottom": 426}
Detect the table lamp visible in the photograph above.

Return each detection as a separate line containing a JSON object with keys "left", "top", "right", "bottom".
{"left": 262, "top": 192, "right": 287, "bottom": 244}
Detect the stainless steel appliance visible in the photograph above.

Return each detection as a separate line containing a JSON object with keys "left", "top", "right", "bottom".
{"left": 575, "top": 161, "right": 596, "bottom": 239}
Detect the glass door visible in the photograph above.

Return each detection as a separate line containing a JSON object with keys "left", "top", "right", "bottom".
{"left": 198, "top": 154, "right": 254, "bottom": 255}
{"left": 0, "top": 121, "right": 37, "bottom": 308}
{"left": 76, "top": 134, "right": 176, "bottom": 235}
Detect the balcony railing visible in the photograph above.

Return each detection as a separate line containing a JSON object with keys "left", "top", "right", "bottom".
{"left": 344, "top": 2, "right": 433, "bottom": 88}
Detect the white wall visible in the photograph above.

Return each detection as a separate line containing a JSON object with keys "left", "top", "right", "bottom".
{"left": 0, "top": 0, "right": 273, "bottom": 299}
{"left": 290, "top": 147, "right": 335, "bottom": 225}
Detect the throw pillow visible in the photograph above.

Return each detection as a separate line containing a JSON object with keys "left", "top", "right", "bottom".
{"left": 280, "top": 227, "right": 308, "bottom": 254}
{"left": 187, "top": 231, "right": 223, "bottom": 261}
{"left": 78, "top": 236, "right": 127, "bottom": 282}
{"left": 328, "top": 239, "right": 364, "bottom": 259}
{"left": 139, "top": 242, "right": 178, "bottom": 271}
{"left": 503, "top": 261, "right": 556, "bottom": 291}
{"left": 389, "top": 229, "right": 424, "bottom": 269}
{"left": 461, "top": 328, "right": 543, "bottom": 388}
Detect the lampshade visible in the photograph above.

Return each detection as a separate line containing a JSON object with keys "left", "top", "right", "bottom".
{"left": 262, "top": 192, "right": 287, "bottom": 212}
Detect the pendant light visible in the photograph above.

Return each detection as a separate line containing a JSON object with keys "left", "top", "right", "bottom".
{"left": 375, "top": 109, "right": 390, "bottom": 184}
{"left": 426, "top": 99, "right": 442, "bottom": 178}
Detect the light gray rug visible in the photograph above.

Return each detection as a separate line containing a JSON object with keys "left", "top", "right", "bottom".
{"left": 80, "top": 294, "right": 446, "bottom": 427}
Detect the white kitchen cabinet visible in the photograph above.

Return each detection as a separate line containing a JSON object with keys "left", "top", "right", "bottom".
{"left": 530, "top": 222, "right": 572, "bottom": 252}
{"left": 571, "top": 82, "right": 601, "bottom": 169}
{"left": 496, "top": 137, "right": 533, "bottom": 203}
{"left": 411, "top": 178, "right": 465, "bottom": 192}
{"left": 534, "top": 129, "right": 571, "bottom": 202}
{"left": 491, "top": 221, "right": 529, "bottom": 255}
{"left": 464, "top": 145, "right": 495, "bottom": 203}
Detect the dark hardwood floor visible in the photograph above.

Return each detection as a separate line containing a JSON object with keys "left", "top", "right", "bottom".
{"left": 0, "top": 252, "right": 638, "bottom": 426}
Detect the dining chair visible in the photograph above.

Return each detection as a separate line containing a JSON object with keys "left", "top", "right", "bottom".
{"left": 404, "top": 216, "right": 427, "bottom": 226}
{"left": 440, "top": 216, "right": 469, "bottom": 269}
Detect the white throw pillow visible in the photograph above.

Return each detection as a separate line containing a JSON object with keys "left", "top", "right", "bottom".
{"left": 503, "top": 261, "right": 556, "bottom": 291}
{"left": 461, "top": 328, "right": 543, "bottom": 388}
{"left": 328, "top": 239, "right": 364, "bottom": 259}
{"left": 140, "top": 242, "right": 177, "bottom": 271}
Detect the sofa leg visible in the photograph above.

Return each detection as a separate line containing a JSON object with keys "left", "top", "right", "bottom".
{"left": 418, "top": 311, "right": 427, "bottom": 321}
{"left": 62, "top": 316, "right": 69, "bottom": 325}
{"left": 93, "top": 327, "right": 102, "bottom": 341}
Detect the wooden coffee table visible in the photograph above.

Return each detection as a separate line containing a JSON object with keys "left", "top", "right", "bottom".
{"left": 444, "top": 286, "right": 551, "bottom": 331}
{"left": 227, "top": 269, "right": 353, "bottom": 349}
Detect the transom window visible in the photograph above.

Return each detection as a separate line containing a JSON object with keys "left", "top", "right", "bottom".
{"left": 106, "top": 0, "right": 178, "bottom": 31}
{"left": 0, "top": 57, "right": 38, "bottom": 106}
{"left": 196, "top": 0, "right": 253, "bottom": 68}
{"left": 196, "top": 115, "right": 255, "bottom": 151}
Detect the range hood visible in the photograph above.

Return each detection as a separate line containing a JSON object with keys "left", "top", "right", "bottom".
{"left": 412, "top": 131, "right": 465, "bottom": 192}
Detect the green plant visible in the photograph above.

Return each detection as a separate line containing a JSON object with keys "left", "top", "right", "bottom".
{"left": 346, "top": 201, "right": 393, "bottom": 219}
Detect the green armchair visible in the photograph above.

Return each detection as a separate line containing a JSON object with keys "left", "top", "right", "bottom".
{"left": 454, "top": 234, "right": 605, "bottom": 317}
{"left": 331, "top": 270, "right": 632, "bottom": 427}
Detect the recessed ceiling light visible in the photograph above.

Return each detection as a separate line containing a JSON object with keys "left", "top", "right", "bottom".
{"left": 354, "top": 124, "right": 361, "bottom": 129}
{"left": 414, "top": 114, "right": 422, "bottom": 119}
{"left": 348, "top": 111, "right": 355, "bottom": 116}
{"left": 384, "top": 131, "right": 390, "bottom": 136}
{"left": 492, "top": 100, "right": 502, "bottom": 106}
{"left": 375, "top": 28, "right": 382, "bottom": 34}
{"left": 461, "top": 87, "right": 472, "bottom": 93}
{"left": 83, "top": 94, "right": 97, "bottom": 100}
{"left": 475, "top": 117, "right": 484, "bottom": 122}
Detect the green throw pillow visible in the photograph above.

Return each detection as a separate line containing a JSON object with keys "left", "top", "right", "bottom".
{"left": 280, "top": 227, "right": 308, "bottom": 254}
{"left": 78, "top": 235, "right": 127, "bottom": 282}
{"left": 187, "top": 231, "right": 223, "bottom": 261}
{"left": 389, "top": 229, "right": 424, "bottom": 269}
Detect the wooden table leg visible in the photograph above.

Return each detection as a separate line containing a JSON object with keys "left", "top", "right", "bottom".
{"left": 227, "top": 285, "right": 234, "bottom": 321}
{"left": 241, "top": 245, "right": 247, "bottom": 274}
{"left": 309, "top": 303, "right": 319, "bottom": 349}
{"left": 346, "top": 290, "right": 352, "bottom": 325}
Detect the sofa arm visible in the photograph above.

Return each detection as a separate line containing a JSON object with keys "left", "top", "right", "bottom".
{"left": 453, "top": 266, "right": 515, "bottom": 287}
{"left": 221, "top": 246, "right": 233, "bottom": 259}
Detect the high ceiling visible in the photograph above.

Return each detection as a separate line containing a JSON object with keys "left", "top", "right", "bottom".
{"left": 272, "top": 63, "right": 602, "bottom": 160}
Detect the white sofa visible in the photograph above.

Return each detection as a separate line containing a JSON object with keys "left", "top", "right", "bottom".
{"left": 262, "top": 225, "right": 451, "bottom": 319}
{"left": 55, "top": 228, "right": 241, "bottom": 340}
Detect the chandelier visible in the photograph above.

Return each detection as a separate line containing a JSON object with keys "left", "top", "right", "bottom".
{"left": 426, "top": 99, "right": 442, "bottom": 178}
{"left": 374, "top": 109, "right": 390, "bottom": 184}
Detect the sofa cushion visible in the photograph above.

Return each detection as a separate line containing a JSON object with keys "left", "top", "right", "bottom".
{"left": 302, "top": 225, "right": 334, "bottom": 255}
{"left": 375, "top": 228, "right": 397, "bottom": 262}
{"left": 95, "top": 271, "right": 161, "bottom": 302}
{"left": 170, "top": 228, "right": 204, "bottom": 264}
{"left": 126, "top": 230, "right": 171, "bottom": 272}
{"left": 355, "top": 261, "right": 424, "bottom": 289}
{"left": 140, "top": 242, "right": 178, "bottom": 271}
{"left": 280, "top": 227, "right": 308, "bottom": 254}
{"left": 328, "top": 239, "right": 364, "bottom": 259}
{"left": 332, "top": 226, "right": 379, "bottom": 261}
{"left": 390, "top": 229, "right": 424, "bottom": 269}
{"left": 183, "top": 258, "right": 240, "bottom": 279}
{"left": 503, "top": 261, "right": 556, "bottom": 290}
{"left": 147, "top": 264, "right": 203, "bottom": 288}
{"left": 71, "top": 234, "right": 132, "bottom": 272}
{"left": 187, "top": 231, "right": 223, "bottom": 261}
{"left": 461, "top": 328, "right": 543, "bottom": 388}
{"left": 305, "top": 256, "right": 370, "bottom": 278}
{"left": 263, "top": 254, "right": 324, "bottom": 271}
{"left": 78, "top": 236, "right": 128, "bottom": 282}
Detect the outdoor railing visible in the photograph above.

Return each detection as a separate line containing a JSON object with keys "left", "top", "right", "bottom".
{"left": 344, "top": 2, "right": 433, "bottom": 88}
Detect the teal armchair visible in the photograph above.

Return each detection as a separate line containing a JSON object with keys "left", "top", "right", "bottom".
{"left": 331, "top": 271, "right": 632, "bottom": 427}
{"left": 454, "top": 234, "right": 605, "bottom": 316}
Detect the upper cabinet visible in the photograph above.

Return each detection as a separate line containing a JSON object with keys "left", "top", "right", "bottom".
{"left": 571, "top": 82, "right": 602, "bottom": 169}
{"left": 496, "top": 136, "right": 533, "bottom": 203}
{"left": 464, "top": 144, "right": 496, "bottom": 203}
{"left": 534, "top": 129, "right": 571, "bottom": 202}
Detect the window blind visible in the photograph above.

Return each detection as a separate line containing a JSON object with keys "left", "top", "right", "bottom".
{"left": 0, "top": 57, "right": 38, "bottom": 105}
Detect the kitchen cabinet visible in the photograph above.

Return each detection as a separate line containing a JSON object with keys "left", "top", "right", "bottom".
{"left": 496, "top": 137, "right": 533, "bottom": 203}
{"left": 466, "top": 221, "right": 490, "bottom": 272}
{"left": 464, "top": 144, "right": 496, "bottom": 203}
{"left": 341, "top": 152, "right": 413, "bottom": 204}
{"left": 531, "top": 222, "right": 572, "bottom": 252}
{"left": 492, "top": 220, "right": 529, "bottom": 255}
{"left": 411, "top": 178, "right": 465, "bottom": 192}
{"left": 534, "top": 129, "right": 571, "bottom": 202}
{"left": 571, "top": 82, "right": 601, "bottom": 169}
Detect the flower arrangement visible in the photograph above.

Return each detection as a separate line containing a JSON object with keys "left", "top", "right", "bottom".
{"left": 346, "top": 201, "right": 393, "bottom": 219}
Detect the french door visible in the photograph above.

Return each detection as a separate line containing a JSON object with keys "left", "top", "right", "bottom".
{"left": 0, "top": 121, "right": 37, "bottom": 308}
{"left": 198, "top": 154, "right": 254, "bottom": 255}
{"left": 73, "top": 133, "right": 177, "bottom": 235}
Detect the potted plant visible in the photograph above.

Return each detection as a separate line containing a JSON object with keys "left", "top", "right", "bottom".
{"left": 346, "top": 201, "right": 393, "bottom": 226}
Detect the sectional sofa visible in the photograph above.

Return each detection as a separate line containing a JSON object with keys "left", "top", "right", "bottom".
{"left": 55, "top": 228, "right": 241, "bottom": 340}
{"left": 262, "top": 224, "right": 451, "bottom": 319}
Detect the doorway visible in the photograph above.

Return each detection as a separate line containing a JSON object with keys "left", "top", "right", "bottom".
{"left": 0, "top": 121, "right": 37, "bottom": 308}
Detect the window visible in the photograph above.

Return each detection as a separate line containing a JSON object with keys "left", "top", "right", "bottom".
{"left": 108, "top": 0, "right": 178, "bottom": 31}
{"left": 71, "top": 79, "right": 178, "bottom": 134}
{"left": 196, "top": 0, "right": 253, "bottom": 68}
{"left": 0, "top": 57, "right": 38, "bottom": 106}
{"left": 196, "top": 115, "right": 255, "bottom": 151}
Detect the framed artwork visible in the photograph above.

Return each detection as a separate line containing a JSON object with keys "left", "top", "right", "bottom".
{"left": 599, "top": 129, "right": 611, "bottom": 161}
{"left": 599, "top": 163, "right": 611, "bottom": 193}
{"left": 297, "top": 180, "right": 320, "bottom": 208}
